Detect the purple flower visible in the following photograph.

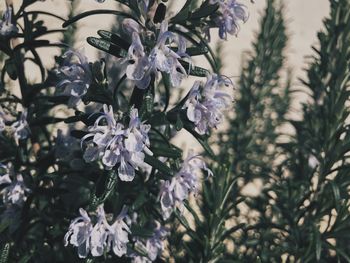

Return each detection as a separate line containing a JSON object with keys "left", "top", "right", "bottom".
{"left": 0, "top": 5, "right": 18, "bottom": 36}
{"left": 11, "top": 110, "right": 30, "bottom": 140}
{"left": 0, "top": 163, "right": 30, "bottom": 207}
{"left": 131, "top": 221, "right": 168, "bottom": 262}
{"left": 159, "top": 180, "right": 174, "bottom": 220}
{"left": 82, "top": 105, "right": 152, "bottom": 181}
{"left": 159, "top": 151, "right": 212, "bottom": 220}
{"left": 210, "top": 0, "right": 249, "bottom": 40}
{"left": 55, "top": 50, "right": 92, "bottom": 108}
{"left": 64, "top": 205, "right": 131, "bottom": 258}
{"left": 64, "top": 208, "right": 93, "bottom": 258}
{"left": 0, "top": 163, "right": 30, "bottom": 232}
{"left": 1, "top": 174, "right": 29, "bottom": 206}
{"left": 106, "top": 206, "right": 131, "bottom": 257}
{"left": 125, "top": 32, "right": 152, "bottom": 89}
{"left": 123, "top": 20, "right": 188, "bottom": 89}
{"left": 90, "top": 205, "right": 109, "bottom": 256}
{"left": 184, "top": 74, "right": 232, "bottom": 135}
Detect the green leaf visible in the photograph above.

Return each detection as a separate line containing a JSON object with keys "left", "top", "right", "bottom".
{"left": 129, "top": 0, "right": 141, "bottom": 17}
{"left": 144, "top": 154, "right": 173, "bottom": 176}
{"left": 132, "top": 191, "right": 147, "bottom": 210}
{"left": 150, "top": 145, "right": 182, "bottom": 159}
{"left": 153, "top": 2, "right": 167, "bottom": 24}
{"left": 89, "top": 170, "right": 118, "bottom": 210}
{"left": 131, "top": 225, "right": 154, "bottom": 238}
{"left": 0, "top": 243, "right": 9, "bottom": 263}
{"left": 0, "top": 220, "right": 10, "bottom": 234}
{"left": 180, "top": 60, "right": 209, "bottom": 77}
{"left": 175, "top": 114, "right": 184, "bottom": 131}
{"left": 330, "top": 181, "right": 341, "bottom": 212}
{"left": 185, "top": 46, "right": 209, "bottom": 56}
{"left": 171, "top": 0, "right": 192, "bottom": 23}
{"left": 87, "top": 37, "right": 127, "bottom": 58}
{"left": 314, "top": 227, "right": 322, "bottom": 261}
{"left": 190, "top": 2, "right": 219, "bottom": 20}
{"left": 174, "top": 209, "right": 192, "bottom": 231}
{"left": 17, "top": 255, "right": 32, "bottom": 263}
{"left": 97, "top": 30, "right": 130, "bottom": 50}
{"left": 185, "top": 127, "right": 215, "bottom": 158}
{"left": 161, "top": 72, "right": 171, "bottom": 112}
{"left": 174, "top": 210, "right": 204, "bottom": 245}
{"left": 148, "top": 112, "right": 168, "bottom": 127}
{"left": 5, "top": 59, "right": 17, "bottom": 80}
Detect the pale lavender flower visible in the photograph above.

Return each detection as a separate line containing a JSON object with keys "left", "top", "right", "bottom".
{"left": 125, "top": 32, "right": 152, "bottom": 89}
{"left": 55, "top": 50, "right": 92, "bottom": 108}
{"left": 11, "top": 109, "right": 30, "bottom": 140}
{"left": 145, "top": 222, "right": 168, "bottom": 261}
{"left": 159, "top": 180, "right": 174, "bottom": 220}
{"left": 123, "top": 20, "right": 188, "bottom": 89}
{"left": 64, "top": 208, "right": 93, "bottom": 258}
{"left": 159, "top": 151, "right": 212, "bottom": 220}
{"left": 90, "top": 205, "right": 109, "bottom": 257}
{"left": 149, "top": 21, "right": 188, "bottom": 87}
{"left": 123, "top": 18, "right": 141, "bottom": 35}
{"left": 1, "top": 174, "right": 29, "bottom": 206}
{"left": 210, "top": 0, "right": 249, "bottom": 40}
{"left": 131, "top": 221, "right": 168, "bottom": 262}
{"left": 106, "top": 206, "right": 131, "bottom": 257}
{"left": 0, "top": 5, "right": 18, "bottom": 36}
{"left": 64, "top": 205, "right": 131, "bottom": 258}
{"left": 184, "top": 74, "right": 232, "bottom": 135}
{"left": 0, "top": 164, "right": 30, "bottom": 207}
{"left": 0, "top": 163, "right": 30, "bottom": 233}
{"left": 82, "top": 105, "right": 152, "bottom": 181}
{"left": 0, "top": 164, "right": 30, "bottom": 233}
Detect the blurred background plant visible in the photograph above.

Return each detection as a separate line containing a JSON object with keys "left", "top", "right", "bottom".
{"left": 0, "top": 0, "right": 350, "bottom": 262}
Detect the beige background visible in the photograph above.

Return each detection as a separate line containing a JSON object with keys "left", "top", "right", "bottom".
{"left": 1, "top": 0, "right": 330, "bottom": 151}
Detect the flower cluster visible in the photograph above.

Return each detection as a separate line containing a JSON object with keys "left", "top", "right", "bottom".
{"left": 0, "top": 108, "right": 30, "bottom": 140}
{"left": 210, "top": 0, "right": 249, "bottom": 40}
{"left": 0, "top": 5, "right": 18, "bottom": 36}
{"left": 82, "top": 105, "right": 152, "bottom": 181}
{"left": 55, "top": 50, "right": 92, "bottom": 108}
{"left": 0, "top": 163, "right": 30, "bottom": 207}
{"left": 159, "top": 151, "right": 212, "bottom": 220}
{"left": 11, "top": 110, "right": 30, "bottom": 140}
{"left": 131, "top": 222, "right": 168, "bottom": 263}
{"left": 64, "top": 205, "right": 130, "bottom": 258}
{"left": 123, "top": 20, "right": 188, "bottom": 89}
{"left": 184, "top": 74, "right": 233, "bottom": 135}
{"left": 183, "top": 74, "right": 232, "bottom": 135}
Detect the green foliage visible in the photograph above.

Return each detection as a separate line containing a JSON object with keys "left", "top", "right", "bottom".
{"left": 173, "top": 0, "right": 350, "bottom": 262}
